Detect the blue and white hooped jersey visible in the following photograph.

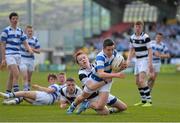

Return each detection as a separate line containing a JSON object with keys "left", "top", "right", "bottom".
{"left": 129, "top": 32, "right": 151, "bottom": 60}
{"left": 20, "top": 36, "right": 40, "bottom": 60}
{"left": 91, "top": 50, "right": 117, "bottom": 82}
{"left": 150, "top": 40, "right": 169, "bottom": 63}
{"left": 48, "top": 84, "right": 61, "bottom": 103}
{"left": 0, "top": 26, "right": 26, "bottom": 55}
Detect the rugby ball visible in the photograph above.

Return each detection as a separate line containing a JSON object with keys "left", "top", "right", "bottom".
{"left": 111, "top": 54, "right": 124, "bottom": 72}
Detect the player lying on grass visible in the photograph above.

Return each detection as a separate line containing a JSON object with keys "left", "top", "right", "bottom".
{"left": 59, "top": 77, "right": 82, "bottom": 109}
{"left": 0, "top": 73, "right": 61, "bottom": 105}
{"left": 67, "top": 50, "right": 127, "bottom": 115}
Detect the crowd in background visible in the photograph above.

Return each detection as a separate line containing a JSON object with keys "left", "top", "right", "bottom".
{"left": 84, "top": 21, "right": 180, "bottom": 61}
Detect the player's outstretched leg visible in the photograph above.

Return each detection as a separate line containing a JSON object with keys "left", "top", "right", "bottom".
{"left": 0, "top": 92, "right": 15, "bottom": 98}
{"left": 76, "top": 100, "right": 90, "bottom": 114}
{"left": 67, "top": 102, "right": 77, "bottom": 114}
{"left": 2, "top": 98, "right": 17, "bottom": 105}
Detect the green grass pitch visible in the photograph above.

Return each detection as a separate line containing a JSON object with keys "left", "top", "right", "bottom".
{"left": 0, "top": 69, "right": 180, "bottom": 122}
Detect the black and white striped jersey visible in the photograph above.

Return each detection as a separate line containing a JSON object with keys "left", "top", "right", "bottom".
{"left": 129, "top": 32, "right": 151, "bottom": 59}
{"left": 78, "top": 64, "right": 99, "bottom": 99}
{"left": 60, "top": 86, "right": 82, "bottom": 103}
{"left": 78, "top": 64, "right": 94, "bottom": 85}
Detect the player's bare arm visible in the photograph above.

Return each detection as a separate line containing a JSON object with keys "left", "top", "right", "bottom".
{"left": 31, "top": 47, "right": 40, "bottom": 54}
{"left": 32, "top": 84, "right": 55, "bottom": 93}
{"left": 126, "top": 48, "right": 135, "bottom": 67}
{"left": 0, "top": 42, "right": 6, "bottom": 65}
{"left": 23, "top": 41, "right": 33, "bottom": 54}
{"left": 97, "top": 69, "right": 125, "bottom": 79}
{"left": 148, "top": 48, "right": 153, "bottom": 73}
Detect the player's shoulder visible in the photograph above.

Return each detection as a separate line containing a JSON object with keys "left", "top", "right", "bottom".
{"left": 53, "top": 83, "right": 59, "bottom": 86}
{"left": 2, "top": 26, "right": 11, "bottom": 33}
{"left": 76, "top": 85, "right": 81, "bottom": 90}
{"left": 151, "top": 40, "right": 156, "bottom": 44}
{"left": 16, "top": 26, "right": 23, "bottom": 31}
{"left": 61, "top": 85, "right": 67, "bottom": 92}
{"left": 113, "top": 50, "right": 118, "bottom": 56}
{"left": 78, "top": 68, "right": 87, "bottom": 76}
{"left": 96, "top": 51, "right": 106, "bottom": 60}
{"left": 97, "top": 50, "right": 104, "bottom": 56}
{"left": 59, "top": 84, "right": 66, "bottom": 89}
{"left": 60, "top": 86, "right": 67, "bottom": 96}
{"left": 143, "top": 33, "right": 150, "bottom": 38}
{"left": 32, "top": 36, "right": 38, "bottom": 41}
{"left": 4, "top": 26, "right": 10, "bottom": 30}
{"left": 130, "top": 33, "right": 135, "bottom": 39}
{"left": 160, "top": 42, "right": 167, "bottom": 49}
{"left": 75, "top": 85, "right": 82, "bottom": 92}
{"left": 160, "top": 41, "right": 166, "bottom": 46}
{"left": 51, "top": 83, "right": 60, "bottom": 88}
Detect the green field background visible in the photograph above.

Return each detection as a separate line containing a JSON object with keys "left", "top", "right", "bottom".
{"left": 0, "top": 68, "right": 180, "bottom": 122}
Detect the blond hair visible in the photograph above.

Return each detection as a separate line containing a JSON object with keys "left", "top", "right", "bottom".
{"left": 134, "top": 21, "right": 144, "bottom": 26}
{"left": 73, "top": 50, "right": 86, "bottom": 64}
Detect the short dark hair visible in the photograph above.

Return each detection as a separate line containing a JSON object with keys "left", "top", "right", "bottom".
{"left": 66, "top": 77, "right": 75, "bottom": 83}
{"left": 103, "top": 38, "right": 114, "bottom": 48}
{"left": 9, "top": 12, "right": 18, "bottom": 20}
{"left": 157, "top": 32, "right": 163, "bottom": 36}
{"left": 48, "top": 73, "right": 57, "bottom": 81}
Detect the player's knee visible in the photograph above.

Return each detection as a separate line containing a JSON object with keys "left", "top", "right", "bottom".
{"left": 138, "top": 79, "right": 145, "bottom": 86}
{"left": 96, "top": 109, "right": 109, "bottom": 115}
{"left": 121, "top": 103, "right": 128, "bottom": 111}
{"left": 114, "top": 102, "right": 128, "bottom": 112}
{"left": 95, "top": 104, "right": 105, "bottom": 110}
{"left": 136, "top": 81, "right": 142, "bottom": 87}
{"left": 23, "top": 76, "right": 28, "bottom": 81}
{"left": 99, "top": 111, "right": 109, "bottom": 115}
{"left": 14, "top": 71, "right": 19, "bottom": 79}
